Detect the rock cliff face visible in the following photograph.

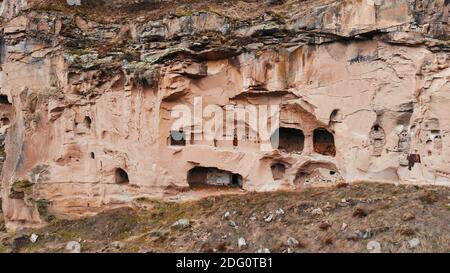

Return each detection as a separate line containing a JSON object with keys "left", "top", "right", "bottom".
{"left": 0, "top": 0, "right": 449, "bottom": 230}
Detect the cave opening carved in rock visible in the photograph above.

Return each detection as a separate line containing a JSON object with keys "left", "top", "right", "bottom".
{"left": 115, "top": 168, "right": 129, "bottom": 184}
{"left": 370, "top": 124, "right": 386, "bottom": 156}
{"left": 294, "top": 162, "right": 342, "bottom": 186}
{"left": 0, "top": 117, "right": 10, "bottom": 126}
{"left": 187, "top": 167, "right": 243, "bottom": 188}
{"left": 329, "top": 109, "right": 343, "bottom": 125}
{"left": 271, "top": 163, "right": 286, "bottom": 180}
{"left": 271, "top": 127, "right": 305, "bottom": 153}
{"left": 398, "top": 129, "right": 410, "bottom": 152}
{"left": 0, "top": 95, "right": 11, "bottom": 105}
{"left": 84, "top": 116, "right": 92, "bottom": 129}
{"left": 313, "top": 128, "right": 336, "bottom": 156}
{"left": 426, "top": 130, "right": 443, "bottom": 156}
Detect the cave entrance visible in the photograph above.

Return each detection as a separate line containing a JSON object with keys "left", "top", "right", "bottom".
{"left": 84, "top": 116, "right": 92, "bottom": 129}
{"left": 271, "top": 163, "right": 286, "bottom": 180}
{"left": 115, "top": 168, "right": 129, "bottom": 184}
{"left": 398, "top": 129, "right": 410, "bottom": 152}
{"left": 271, "top": 127, "right": 305, "bottom": 153}
{"left": 0, "top": 117, "right": 9, "bottom": 126}
{"left": 231, "top": 174, "right": 242, "bottom": 186}
{"left": 370, "top": 124, "right": 386, "bottom": 156}
{"left": 187, "top": 167, "right": 243, "bottom": 188}
{"left": 0, "top": 95, "right": 11, "bottom": 105}
{"left": 313, "top": 129, "right": 336, "bottom": 156}
{"left": 294, "top": 162, "right": 342, "bottom": 186}
{"left": 329, "top": 109, "right": 343, "bottom": 124}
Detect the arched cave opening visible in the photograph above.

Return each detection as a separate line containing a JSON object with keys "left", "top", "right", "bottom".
{"left": 370, "top": 124, "right": 386, "bottom": 156}
{"left": 84, "top": 116, "right": 92, "bottom": 129}
{"left": 271, "top": 163, "right": 286, "bottom": 180}
{"left": 187, "top": 167, "right": 243, "bottom": 188}
{"left": 271, "top": 127, "right": 305, "bottom": 153}
{"left": 115, "top": 168, "right": 129, "bottom": 184}
{"left": 329, "top": 109, "right": 343, "bottom": 125}
{"left": 313, "top": 128, "right": 336, "bottom": 156}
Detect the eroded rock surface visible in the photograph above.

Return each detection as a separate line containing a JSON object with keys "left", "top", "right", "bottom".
{"left": 0, "top": 0, "right": 449, "bottom": 229}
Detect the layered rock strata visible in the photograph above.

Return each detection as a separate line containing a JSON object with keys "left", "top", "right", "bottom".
{"left": 0, "top": 0, "right": 449, "bottom": 229}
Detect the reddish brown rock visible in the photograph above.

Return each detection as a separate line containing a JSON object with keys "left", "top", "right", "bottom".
{"left": 0, "top": 0, "right": 449, "bottom": 230}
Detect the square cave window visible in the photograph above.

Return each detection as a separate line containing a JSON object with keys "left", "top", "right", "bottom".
{"left": 0, "top": 95, "right": 11, "bottom": 105}
{"left": 313, "top": 128, "right": 336, "bottom": 156}
{"left": 271, "top": 163, "right": 286, "bottom": 180}
{"left": 271, "top": 127, "right": 305, "bottom": 153}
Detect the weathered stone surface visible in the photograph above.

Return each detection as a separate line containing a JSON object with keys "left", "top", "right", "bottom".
{"left": 367, "top": 240, "right": 381, "bottom": 253}
{"left": 172, "top": 218, "right": 190, "bottom": 230}
{"left": 65, "top": 241, "right": 81, "bottom": 253}
{"left": 238, "top": 237, "right": 247, "bottom": 249}
{"left": 0, "top": 0, "right": 449, "bottom": 230}
{"left": 408, "top": 238, "right": 421, "bottom": 249}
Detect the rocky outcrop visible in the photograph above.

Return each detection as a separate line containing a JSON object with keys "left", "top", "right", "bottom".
{"left": 0, "top": 0, "right": 449, "bottom": 229}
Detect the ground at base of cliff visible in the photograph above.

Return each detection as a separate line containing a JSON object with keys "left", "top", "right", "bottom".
{"left": 1, "top": 182, "right": 449, "bottom": 253}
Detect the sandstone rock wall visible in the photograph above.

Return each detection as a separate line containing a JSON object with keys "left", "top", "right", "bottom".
{"left": 0, "top": 0, "right": 449, "bottom": 229}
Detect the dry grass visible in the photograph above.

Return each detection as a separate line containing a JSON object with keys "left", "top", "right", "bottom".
{"left": 1, "top": 182, "right": 449, "bottom": 253}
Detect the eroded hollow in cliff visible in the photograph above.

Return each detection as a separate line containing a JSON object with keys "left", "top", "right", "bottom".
{"left": 398, "top": 129, "right": 410, "bottom": 152}
{"left": 271, "top": 127, "right": 305, "bottom": 153}
{"left": 0, "top": 95, "right": 11, "bottom": 105}
{"left": 370, "top": 124, "right": 386, "bottom": 156}
{"left": 329, "top": 109, "right": 343, "bottom": 124}
{"left": 271, "top": 163, "right": 286, "bottom": 180}
{"left": 187, "top": 167, "right": 243, "bottom": 189}
{"left": 84, "top": 116, "right": 92, "bottom": 129}
{"left": 313, "top": 129, "right": 336, "bottom": 156}
{"left": 0, "top": 117, "right": 9, "bottom": 126}
{"left": 115, "top": 168, "right": 129, "bottom": 184}
{"left": 294, "top": 162, "right": 342, "bottom": 186}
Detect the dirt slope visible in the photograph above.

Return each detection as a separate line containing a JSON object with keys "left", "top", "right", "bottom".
{"left": 1, "top": 182, "right": 449, "bottom": 253}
